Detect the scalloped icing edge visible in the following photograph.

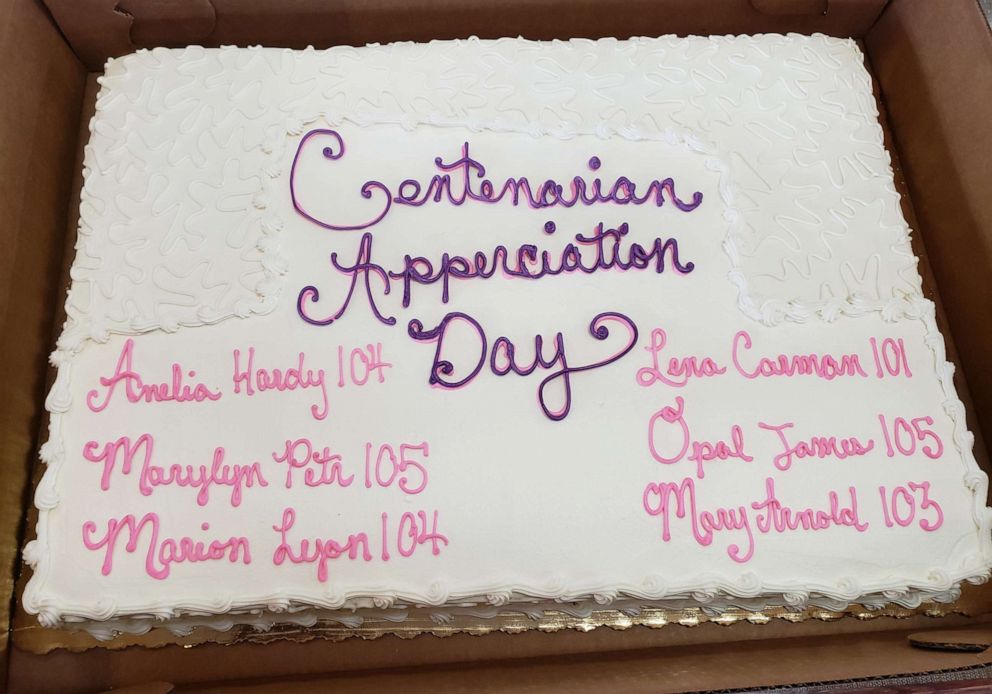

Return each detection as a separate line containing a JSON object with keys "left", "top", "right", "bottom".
{"left": 56, "top": 582, "right": 981, "bottom": 643}
{"left": 21, "top": 36, "right": 992, "bottom": 637}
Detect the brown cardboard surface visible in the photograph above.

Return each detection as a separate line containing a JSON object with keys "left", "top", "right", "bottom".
{"left": 0, "top": 0, "right": 87, "bottom": 685}
{"left": 4, "top": 0, "right": 992, "bottom": 691}
{"left": 177, "top": 628, "right": 992, "bottom": 693}
{"left": 6, "top": 614, "right": 992, "bottom": 693}
{"left": 8, "top": 621, "right": 992, "bottom": 693}
{"left": 865, "top": 0, "right": 992, "bottom": 456}
{"left": 44, "top": 0, "right": 889, "bottom": 71}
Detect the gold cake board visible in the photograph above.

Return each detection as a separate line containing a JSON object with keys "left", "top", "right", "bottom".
{"left": 12, "top": 585, "right": 992, "bottom": 654}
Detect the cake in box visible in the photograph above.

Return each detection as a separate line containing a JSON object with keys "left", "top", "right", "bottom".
{"left": 21, "top": 34, "right": 992, "bottom": 638}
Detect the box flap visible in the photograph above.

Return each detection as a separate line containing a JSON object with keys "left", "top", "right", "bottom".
{"left": 0, "top": 0, "right": 86, "bottom": 686}
{"left": 865, "top": 0, "right": 992, "bottom": 455}
{"left": 751, "top": 0, "right": 828, "bottom": 14}
{"left": 117, "top": 0, "right": 216, "bottom": 50}
{"left": 45, "top": 0, "right": 887, "bottom": 71}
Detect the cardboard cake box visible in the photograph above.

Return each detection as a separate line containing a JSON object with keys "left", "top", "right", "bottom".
{"left": 2, "top": 0, "right": 992, "bottom": 690}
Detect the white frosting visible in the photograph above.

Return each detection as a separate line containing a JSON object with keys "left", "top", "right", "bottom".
{"left": 22, "top": 35, "right": 992, "bottom": 638}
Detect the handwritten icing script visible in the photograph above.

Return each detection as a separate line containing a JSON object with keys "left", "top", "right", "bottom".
{"left": 75, "top": 128, "right": 950, "bottom": 583}
{"left": 292, "top": 129, "right": 702, "bottom": 421}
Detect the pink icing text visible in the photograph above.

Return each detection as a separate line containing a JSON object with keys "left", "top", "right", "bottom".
{"left": 364, "top": 442, "right": 429, "bottom": 494}
{"left": 757, "top": 421, "right": 875, "bottom": 472}
{"left": 732, "top": 330, "right": 869, "bottom": 380}
{"left": 82, "top": 514, "right": 251, "bottom": 579}
{"left": 86, "top": 338, "right": 221, "bottom": 412}
{"left": 642, "top": 476, "right": 869, "bottom": 563}
{"left": 273, "top": 438, "right": 355, "bottom": 489}
{"left": 647, "top": 396, "right": 752, "bottom": 479}
{"left": 83, "top": 434, "right": 267, "bottom": 507}
{"left": 636, "top": 328, "right": 726, "bottom": 388}
{"left": 271, "top": 507, "right": 448, "bottom": 582}
{"left": 233, "top": 347, "right": 330, "bottom": 421}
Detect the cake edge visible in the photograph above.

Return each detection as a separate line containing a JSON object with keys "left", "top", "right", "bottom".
{"left": 20, "top": 36, "right": 992, "bottom": 637}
